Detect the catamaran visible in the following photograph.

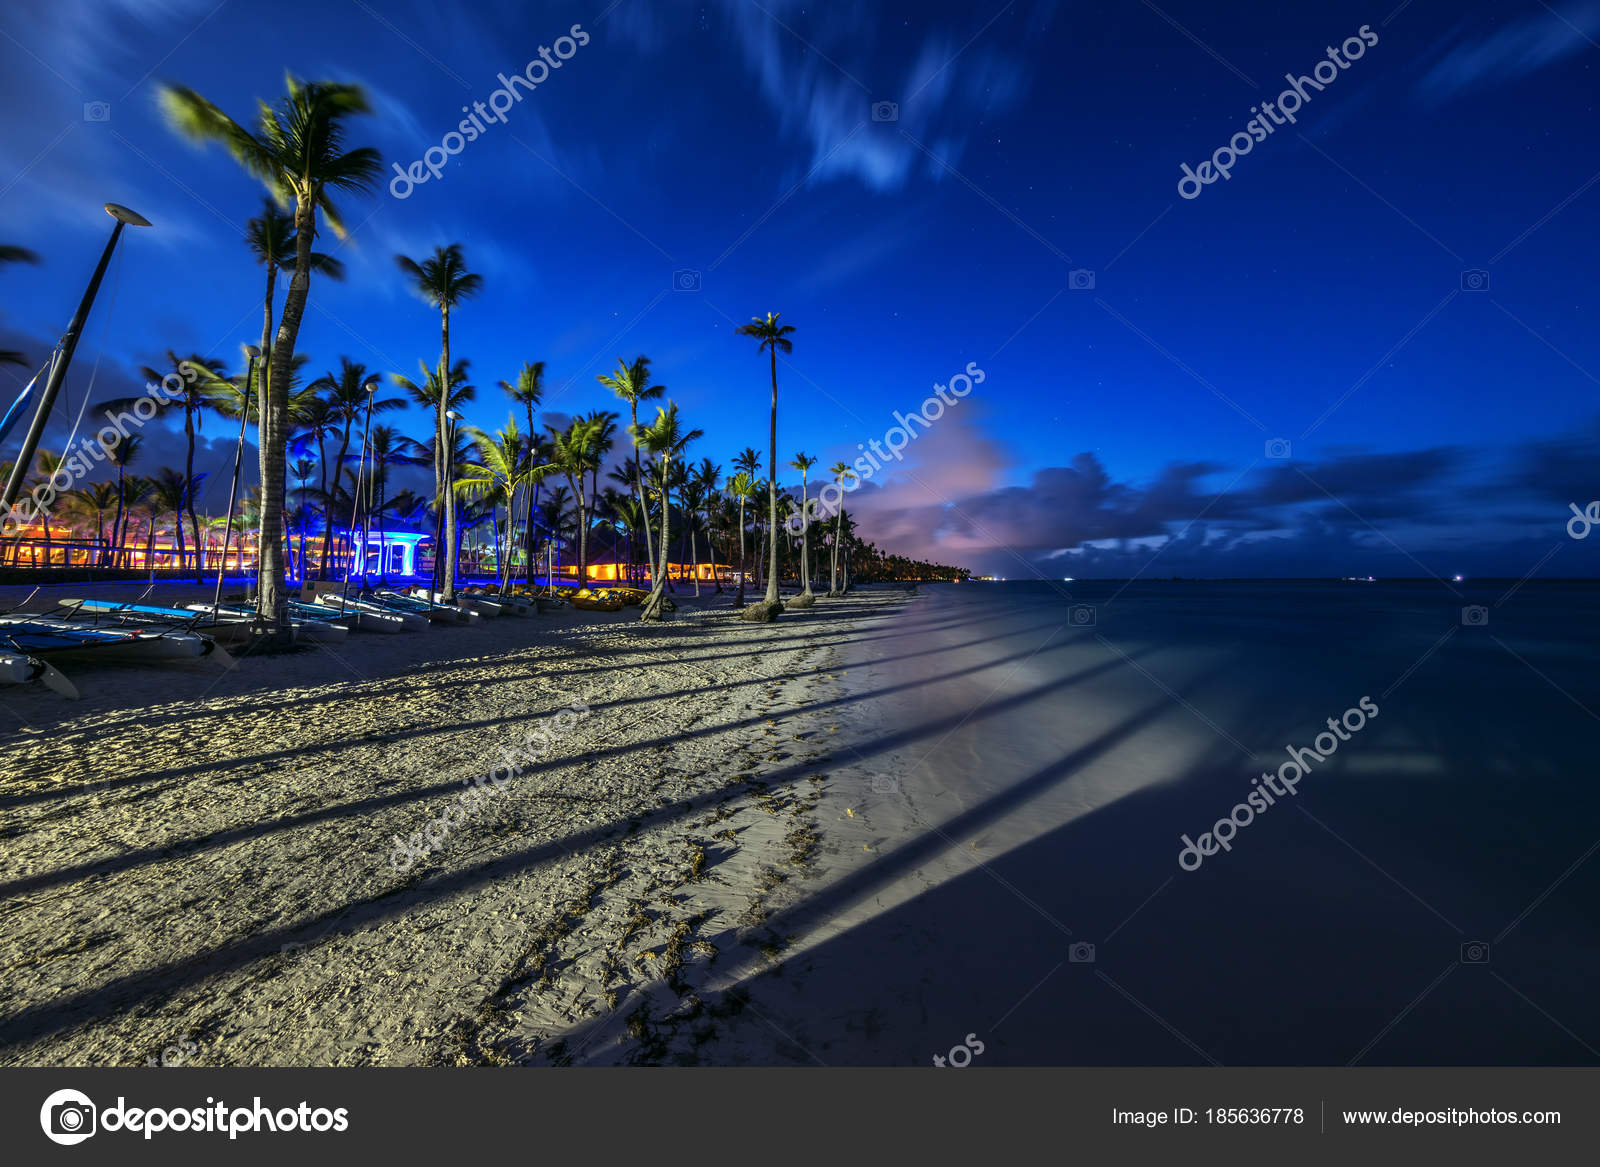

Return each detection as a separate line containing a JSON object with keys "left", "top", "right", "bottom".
{"left": 0, "top": 650, "right": 79, "bottom": 698}
{"left": 0, "top": 613, "right": 232, "bottom": 666}
{"left": 60, "top": 597, "right": 293, "bottom": 646}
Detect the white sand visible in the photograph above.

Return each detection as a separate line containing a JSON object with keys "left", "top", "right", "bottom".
{"left": 0, "top": 581, "right": 911, "bottom": 1066}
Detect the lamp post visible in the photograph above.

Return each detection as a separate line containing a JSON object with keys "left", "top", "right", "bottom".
{"left": 213, "top": 345, "right": 258, "bottom": 615}
{"left": 341, "top": 379, "right": 379, "bottom": 598}
{"left": 1, "top": 203, "right": 150, "bottom": 513}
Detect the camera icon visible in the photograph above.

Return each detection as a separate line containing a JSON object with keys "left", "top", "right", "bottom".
{"left": 1069, "top": 941, "right": 1096, "bottom": 963}
{"left": 1068, "top": 268, "right": 1096, "bottom": 291}
{"left": 1069, "top": 604, "right": 1096, "bottom": 626}
{"left": 1460, "top": 269, "right": 1490, "bottom": 292}
{"left": 40, "top": 1089, "right": 97, "bottom": 1145}
{"left": 83, "top": 101, "right": 111, "bottom": 122}
{"left": 871, "top": 775, "right": 900, "bottom": 794}
{"left": 871, "top": 100, "right": 899, "bottom": 122}
{"left": 1265, "top": 438, "right": 1292, "bottom": 459}
{"left": 1461, "top": 605, "right": 1488, "bottom": 627}
{"left": 672, "top": 269, "right": 702, "bottom": 292}
{"left": 1460, "top": 940, "right": 1490, "bottom": 964}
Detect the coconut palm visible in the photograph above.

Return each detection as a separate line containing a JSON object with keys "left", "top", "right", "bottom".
{"left": 500, "top": 361, "right": 547, "bottom": 581}
{"left": 360, "top": 424, "right": 427, "bottom": 578}
{"left": 547, "top": 415, "right": 606, "bottom": 585}
{"left": 786, "top": 452, "right": 819, "bottom": 603}
{"left": 734, "top": 314, "right": 794, "bottom": 611}
{"left": 630, "top": 402, "right": 701, "bottom": 620}
{"left": 692, "top": 458, "right": 723, "bottom": 594}
{"left": 827, "top": 461, "right": 856, "bottom": 594}
{"left": 150, "top": 467, "right": 192, "bottom": 570}
{"left": 457, "top": 415, "right": 548, "bottom": 590}
{"left": 726, "top": 470, "right": 757, "bottom": 607}
{"left": 395, "top": 243, "right": 481, "bottom": 602}
{"left": 311, "top": 357, "right": 400, "bottom": 577}
{"left": 103, "top": 432, "right": 142, "bottom": 566}
{"left": 161, "top": 75, "right": 382, "bottom": 629}
{"left": 597, "top": 355, "right": 665, "bottom": 584}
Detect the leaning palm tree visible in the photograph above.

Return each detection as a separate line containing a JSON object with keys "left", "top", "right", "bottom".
{"left": 597, "top": 355, "right": 665, "bottom": 583}
{"left": 827, "top": 461, "right": 856, "bottom": 595}
{"left": 787, "top": 452, "right": 819, "bottom": 604}
{"left": 734, "top": 313, "right": 794, "bottom": 614}
{"left": 161, "top": 75, "right": 382, "bottom": 630}
{"left": 726, "top": 470, "right": 757, "bottom": 608}
{"left": 395, "top": 243, "right": 481, "bottom": 602}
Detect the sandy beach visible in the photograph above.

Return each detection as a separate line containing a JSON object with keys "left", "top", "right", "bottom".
{"left": 0, "top": 583, "right": 913, "bottom": 1066}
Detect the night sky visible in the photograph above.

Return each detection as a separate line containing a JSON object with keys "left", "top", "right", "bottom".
{"left": 1, "top": 0, "right": 1597, "bottom": 578}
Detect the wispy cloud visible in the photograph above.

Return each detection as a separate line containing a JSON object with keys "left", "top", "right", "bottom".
{"left": 1417, "top": 1, "right": 1600, "bottom": 103}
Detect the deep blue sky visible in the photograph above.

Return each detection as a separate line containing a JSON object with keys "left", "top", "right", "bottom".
{"left": 1, "top": 0, "right": 1597, "bottom": 577}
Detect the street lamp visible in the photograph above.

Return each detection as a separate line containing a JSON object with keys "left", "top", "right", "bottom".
{"left": 213, "top": 344, "right": 259, "bottom": 615}
{"left": 1, "top": 203, "right": 150, "bottom": 512}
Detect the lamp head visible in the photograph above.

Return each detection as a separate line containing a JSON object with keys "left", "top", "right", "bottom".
{"left": 104, "top": 203, "right": 152, "bottom": 227}
{"left": 244, "top": 345, "right": 261, "bottom": 361}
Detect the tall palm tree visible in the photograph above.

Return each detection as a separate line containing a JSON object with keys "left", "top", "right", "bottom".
{"left": 732, "top": 446, "right": 763, "bottom": 591}
{"left": 787, "top": 452, "right": 818, "bottom": 603}
{"left": 501, "top": 361, "right": 546, "bottom": 580}
{"left": 693, "top": 457, "right": 723, "bottom": 594}
{"left": 162, "top": 75, "right": 382, "bottom": 630}
{"left": 111, "top": 352, "right": 227, "bottom": 578}
{"left": 150, "top": 467, "right": 192, "bottom": 571}
{"left": 362, "top": 424, "right": 426, "bottom": 578}
{"left": 726, "top": 471, "right": 757, "bottom": 608}
{"left": 548, "top": 415, "right": 605, "bottom": 585}
{"left": 311, "top": 357, "right": 399, "bottom": 577}
{"left": 597, "top": 355, "right": 664, "bottom": 583}
{"left": 630, "top": 403, "right": 700, "bottom": 620}
{"left": 734, "top": 314, "right": 794, "bottom": 611}
{"left": 457, "top": 415, "right": 545, "bottom": 591}
{"left": 827, "top": 461, "right": 856, "bottom": 595}
{"left": 395, "top": 243, "right": 481, "bottom": 602}
{"left": 104, "top": 432, "right": 142, "bottom": 566}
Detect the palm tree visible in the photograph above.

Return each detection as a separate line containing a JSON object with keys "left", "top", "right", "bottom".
{"left": 457, "top": 415, "right": 546, "bottom": 590}
{"left": 827, "top": 461, "right": 856, "bottom": 595}
{"left": 104, "top": 432, "right": 142, "bottom": 566}
{"left": 395, "top": 243, "right": 481, "bottom": 602}
{"left": 501, "top": 361, "right": 546, "bottom": 581}
{"left": 548, "top": 415, "right": 605, "bottom": 585}
{"left": 726, "top": 470, "right": 757, "bottom": 608}
{"left": 362, "top": 424, "right": 426, "bottom": 578}
{"left": 311, "top": 357, "right": 400, "bottom": 577}
{"left": 787, "top": 452, "right": 819, "bottom": 604}
{"left": 162, "top": 75, "right": 382, "bottom": 630}
{"left": 630, "top": 402, "right": 701, "bottom": 619}
{"left": 150, "top": 467, "right": 192, "bottom": 571}
{"left": 732, "top": 446, "right": 763, "bottom": 591}
{"left": 734, "top": 314, "right": 794, "bottom": 612}
{"left": 597, "top": 355, "right": 665, "bottom": 584}
{"left": 692, "top": 458, "right": 723, "bottom": 594}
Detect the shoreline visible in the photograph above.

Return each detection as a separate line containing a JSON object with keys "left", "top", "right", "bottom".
{"left": 0, "top": 586, "right": 911, "bottom": 1066}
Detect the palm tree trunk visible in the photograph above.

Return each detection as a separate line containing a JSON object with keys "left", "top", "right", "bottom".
{"left": 831, "top": 508, "right": 842, "bottom": 595}
{"left": 641, "top": 456, "right": 671, "bottom": 620}
{"left": 184, "top": 407, "right": 204, "bottom": 580}
{"left": 321, "top": 422, "right": 352, "bottom": 581}
{"left": 706, "top": 509, "right": 721, "bottom": 594}
{"left": 258, "top": 200, "right": 311, "bottom": 634}
{"left": 110, "top": 467, "right": 126, "bottom": 568}
{"left": 735, "top": 497, "right": 747, "bottom": 607}
{"left": 439, "top": 308, "right": 457, "bottom": 602}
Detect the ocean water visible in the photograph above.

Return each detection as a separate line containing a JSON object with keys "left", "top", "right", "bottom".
{"left": 774, "top": 578, "right": 1600, "bottom": 1064}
